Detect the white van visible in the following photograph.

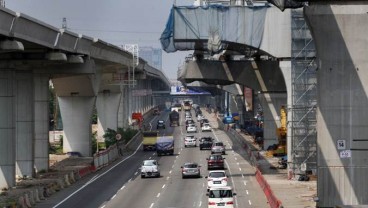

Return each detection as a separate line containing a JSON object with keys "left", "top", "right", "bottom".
{"left": 207, "top": 186, "right": 236, "bottom": 208}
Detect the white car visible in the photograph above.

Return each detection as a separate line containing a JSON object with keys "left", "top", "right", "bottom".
{"left": 141, "top": 160, "right": 160, "bottom": 178}
{"left": 185, "top": 115, "right": 192, "bottom": 121}
{"left": 187, "top": 123, "right": 197, "bottom": 133}
{"left": 206, "top": 170, "right": 228, "bottom": 191}
{"left": 207, "top": 186, "right": 236, "bottom": 208}
{"left": 197, "top": 114, "right": 204, "bottom": 121}
{"left": 184, "top": 135, "right": 197, "bottom": 147}
{"left": 201, "top": 123, "right": 212, "bottom": 132}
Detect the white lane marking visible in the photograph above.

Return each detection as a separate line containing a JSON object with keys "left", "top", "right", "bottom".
{"left": 248, "top": 200, "right": 252, "bottom": 205}
{"left": 134, "top": 172, "right": 138, "bottom": 175}
{"left": 149, "top": 157, "right": 152, "bottom": 159}
{"left": 199, "top": 201, "right": 202, "bottom": 207}
{"left": 150, "top": 203, "right": 154, "bottom": 208}
{"left": 224, "top": 159, "right": 239, "bottom": 208}
{"left": 243, "top": 181, "right": 247, "bottom": 186}
{"left": 111, "top": 194, "right": 116, "bottom": 200}
{"left": 166, "top": 176, "right": 170, "bottom": 180}
{"left": 172, "top": 165, "right": 175, "bottom": 169}
{"left": 242, "top": 174, "right": 245, "bottom": 178}
{"left": 239, "top": 167, "right": 242, "bottom": 171}
{"left": 246, "top": 190, "right": 249, "bottom": 195}
{"left": 52, "top": 143, "right": 143, "bottom": 208}
{"left": 153, "top": 153, "right": 156, "bottom": 155}
{"left": 237, "top": 162, "right": 239, "bottom": 165}
{"left": 128, "top": 178, "right": 132, "bottom": 182}
{"left": 169, "top": 170, "right": 172, "bottom": 174}
{"left": 101, "top": 205, "right": 106, "bottom": 208}
{"left": 157, "top": 193, "right": 160, "bottom": 198}
{"left": 176, "top": 155, "right": 179, "bottom": 159}
{"left": 235, "top": 157, "right": 237, "bottom": 160}
{"left": 162, "top": 184, "right": 166, "bottom": 189}
{"left": 120, "top": 185, "right": 125, "bottom": 190}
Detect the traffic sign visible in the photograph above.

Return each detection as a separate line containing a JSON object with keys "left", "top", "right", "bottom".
{"left": 116, "top": 133, "right": 122, "bottom": 141}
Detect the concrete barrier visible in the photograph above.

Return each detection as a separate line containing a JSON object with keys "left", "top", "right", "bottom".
{"left": 255, "top": 168, "right": 282, "bottom": 208}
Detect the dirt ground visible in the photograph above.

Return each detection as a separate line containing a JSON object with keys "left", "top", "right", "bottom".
{"left": 0, "top": 154, "right": 93, "bottom": 207}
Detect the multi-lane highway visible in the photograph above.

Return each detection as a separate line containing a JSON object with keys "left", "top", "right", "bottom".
{"left": 37, "top": 109, "right": 269, "bottom": 208}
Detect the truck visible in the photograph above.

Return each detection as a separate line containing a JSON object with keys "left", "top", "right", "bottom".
{"left": 183, "top": 100, "right": 192, "bottom": 111}
{"left": 169, "top": 110, "right": 180, "bottom": 126}
{"left": 171, "top": 103, "right": 182, "bottom": 112}
{"left": 142, "top": 131, "right": 158, "bottom": 151}
{"left": 156, "top": 136, "right": 174, "bottom": 156}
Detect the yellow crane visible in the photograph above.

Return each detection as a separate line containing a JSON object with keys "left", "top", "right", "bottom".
{"left": 267, "top": 106, "right": 287, "bottom": 157}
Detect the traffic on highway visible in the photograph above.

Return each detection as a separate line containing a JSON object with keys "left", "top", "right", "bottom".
{"left": 38, "top": 106, "right": 269, "bottom": 208}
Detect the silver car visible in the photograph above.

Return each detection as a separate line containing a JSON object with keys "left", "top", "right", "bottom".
{"left": 181, "top": 162, "right": 201, "bottom": 178}
{"left": 187, "top": 123, "right": 197, "bottom": 133}
{"left": 211, "top": 142, "right": 226, "bottom": 155}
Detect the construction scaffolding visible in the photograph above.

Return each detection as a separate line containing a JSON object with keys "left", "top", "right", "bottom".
{"left": 290, "top": 9, "right": 317, "bottom": 175}
{"left": 122, "top": 44, "right": 139, "bottom": 88}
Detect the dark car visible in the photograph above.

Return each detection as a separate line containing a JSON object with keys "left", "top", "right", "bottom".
{"left": 199, "top": 137, "right": 214, "bottom": 150}
{"left": 157, "top": 120, "right": 166, "bottom": 129}
{"left": 207, "top": 154, "right": 225, "bottom": 170}
{"left": 200, "top": 118, "right": 209, "bottom": 127}
{"left": 186, "top": 119, "right": 195, "bottom": 127}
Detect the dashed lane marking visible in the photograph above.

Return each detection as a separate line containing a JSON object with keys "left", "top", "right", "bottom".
{"left": 166, "top": 176, "right": 170, "bottom": 180}
{"left": 243, "top": 181, "right": 247, "bottom": 186}
{"left": 248, "top": 200, "right": 252, "bottom": 205}
{"left": 149, "top": 157, "right": 152, "bottom": 159}
{"left": 52, "top": 143, "right": 143, "bottom": 208}
{"left": 134, "top": 172, "right": 138, "bottom": 175}
{"left": 150, "top": 203, "right": 154, "bottom": 208}
{"left": 246, "top": 190, "right": 249, "bottom": 195}
{"left": 120, "top": 185, "right": 125, "bottom": 190}
{"left": 162, "top": 184, "right": 166, "bottom": 189}
{"left": 169, "top": 170, "right": 172, "bottom": 174}
{"left": 239, "top": 167, "right": 242, "bottom": 171}
{"left": 157, "top": 193, "right": 160, "bottom": 198}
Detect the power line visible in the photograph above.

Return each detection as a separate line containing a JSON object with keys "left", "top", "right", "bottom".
{"left": 69, "top": 28, "right": 161, "bottom": 34}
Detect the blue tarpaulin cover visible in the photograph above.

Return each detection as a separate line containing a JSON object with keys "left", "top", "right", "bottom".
{"left": 160, "top": 5, "right": 268, "bottom": 53}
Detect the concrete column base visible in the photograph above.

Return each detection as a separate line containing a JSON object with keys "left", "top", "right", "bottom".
{"left": 58, "top": 96, "right": 95, "bottom": 157}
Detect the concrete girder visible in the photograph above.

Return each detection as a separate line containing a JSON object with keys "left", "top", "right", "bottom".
{"left": 305, "top": 4, "right": 368, "bottom": 206}
{"left": 180, "top": 60, "right": 286, "bottom": 92}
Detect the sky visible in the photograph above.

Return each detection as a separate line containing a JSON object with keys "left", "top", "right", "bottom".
{"left": 5, "top": 0, "right": 194, "bottom": 79}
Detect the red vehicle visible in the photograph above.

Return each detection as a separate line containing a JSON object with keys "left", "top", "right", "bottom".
{"left": 132, "top": 112, "right": 144, "bottom": 127}
{"left": 207, "top": 154, "right": 225, "bottom": 170}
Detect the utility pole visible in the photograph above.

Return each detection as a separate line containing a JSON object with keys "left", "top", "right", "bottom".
{"left": 62, "top": 17, "right": 68, "bottom": 29}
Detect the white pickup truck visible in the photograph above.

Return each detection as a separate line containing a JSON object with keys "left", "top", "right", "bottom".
{"left": 141, "top": 159, "right": 160, "bottom": 178}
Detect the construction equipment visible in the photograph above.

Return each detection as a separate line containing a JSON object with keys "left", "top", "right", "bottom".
{"left": 267, "top": 106, "right": 287, "bottom": 157}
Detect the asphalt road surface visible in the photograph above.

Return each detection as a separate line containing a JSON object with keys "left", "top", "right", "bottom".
{"left": 36, "top": 109, "right": 269, "bottom": 208}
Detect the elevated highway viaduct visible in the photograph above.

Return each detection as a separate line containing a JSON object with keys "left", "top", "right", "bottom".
{"left": 161, "top": 2, "right": 368, "bottom": 206}
{"left": 0, "top": 7, "right": 170, "bottom": 189}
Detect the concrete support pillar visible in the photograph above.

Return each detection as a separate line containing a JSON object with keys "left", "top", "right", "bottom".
{"left": 33, "top": 74, "right": 50, "bottom": 173}
{"left": 305, "top": 5, "right": 368, "bottom": 206}
{"left": 15, "top": 71, "right": 34, "bottom": 178}
{"left": 257, "top": 92, "right": 287, "bottom": 149}
{"left": 118, "top": 87, "right": 125, "bottom": 128}
{"left": 96, "top": 92, "right": 121, "bottom": 141}
{"left": 58, "top": 96, "right": 95, "bottom": 156}
{"left": 127, "top": 87, "right": 132, "bottom": 125}
{"left": 279, "top": 61, "right": 292, "bottom": 163}
{"left": 0, "top": 70, "right": 16, "bottom": 188}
